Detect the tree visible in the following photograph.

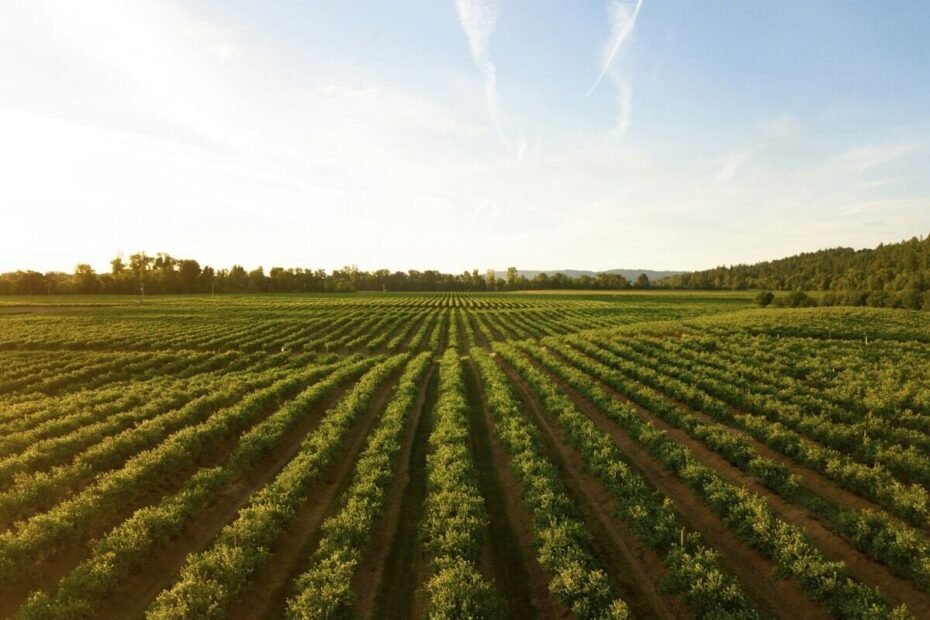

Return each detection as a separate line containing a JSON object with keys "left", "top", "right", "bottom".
{"left": 247, "top": 266, "right": 267, "bottom": 292}
{"left": 14, "top": 271, "right": 47, "bottom": 295}
{"left": 485, "top": 269, "right": 496, "bottom": 290}
{"left": 506, "top": 267, "right": 518, "bottom": 289}
{"left": 74, "top": 264, "right": 99, "bottom": 294}
{"left": 199, "top": 266, "right": 216, "bottom": 292}
{"left": 635, "top": 273, "right": 651, "bottom": 289}
{"left": 128, "top": 252, "right": 153, "bottom": 293}
{"left": 227, "top": 265, "right": 248, "bottom": 291}
{"left": 178, "top": 260, "right": 201, "bottom": 293}
{"left": 110, "top": 257, "right": 125, "bottom": 276}
{"left": 755, "top": 290, "right": 775, "bottom": 307}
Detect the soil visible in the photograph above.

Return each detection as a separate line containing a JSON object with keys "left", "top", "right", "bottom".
{"left": 466, "top": 358, "right": 569, "bottom": 619}
{"left": 561, "top": 349, "right": 930, "bottom": 616}
{"left": 225, "top": 372, "right": 404, "bottom": 620}
{"left": 366, "top": 367, "right": 437, "bottom": 619}
{"left": 496, "top": 357, "right": 687, "bottom": 620}
{"left": 525, "top": 353, "right": 833, "bottom": 620}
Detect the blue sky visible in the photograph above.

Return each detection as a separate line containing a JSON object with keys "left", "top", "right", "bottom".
{"left": 1, "top": 0, "right": 928, "bottom": 273}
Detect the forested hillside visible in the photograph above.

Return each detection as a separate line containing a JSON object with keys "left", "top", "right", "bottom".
{"left": 660, "top": 235, "right": 930, "bottom": 307}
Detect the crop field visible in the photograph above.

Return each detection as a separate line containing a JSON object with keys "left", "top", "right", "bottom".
{"left": 2, "top": 292, "right": 930, "bottom": 619}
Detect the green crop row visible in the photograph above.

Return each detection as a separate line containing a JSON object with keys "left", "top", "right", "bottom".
{"left": 145, "top": 353, "right": 408, "bottom": 619}
{"left": 421, "top": 348, "right": 497, "bottom": 618}
{"left": 498, "top": 342, "right": 761, "bottom": 619}
{"left": 471, "top": 348, "right": 630, "bottom": 620}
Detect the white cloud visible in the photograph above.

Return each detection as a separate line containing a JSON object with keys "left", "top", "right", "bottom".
{"left": 757, "top": 114, "right": 802, "bottom": 141}
{"left": 589, "top": 0, "right": 643, "bottom": 95}
{"left": 589, "top": 0, "right": 643, "bottom": 140}
{"left": 0, "top": 1, "right": 927, "bottom": 275}
{"left": 454, "top": 0, "right": 500, "bottom": 132}
{"left": 835, "top": 142, "right": 914, "bottom": 175}
{"left": 714, "top": 150, "right": 753, "bottom": 182}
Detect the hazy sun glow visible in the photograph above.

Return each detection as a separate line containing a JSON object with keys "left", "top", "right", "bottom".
{"left": 1, "top": 0, "right": 928, "bottom": 274}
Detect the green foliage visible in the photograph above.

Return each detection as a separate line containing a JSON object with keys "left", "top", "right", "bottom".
{"left": 754, "top": 290, "right": 774, "bottom": 307}
{"left": 147, "top": 354, "right": 408, "bottom": 620}
{"left": 472, "top": 348, "right": 630, "bottom": 619}
{"left": 285, "top": 352, "right": 431, "bottom": 619}
{"left": 660, "top": 233, "right": 930, "bottom": 299}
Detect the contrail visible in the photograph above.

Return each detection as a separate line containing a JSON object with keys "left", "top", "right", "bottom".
{"left": 455, "top": 0, "right": 500, "bottom": 125}
{"left": 587, "top": 0, "right": 643, "bottom": 96}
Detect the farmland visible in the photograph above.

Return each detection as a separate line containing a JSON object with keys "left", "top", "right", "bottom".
{"left": 1, "top": 292, "right": 929, "bottom": 619}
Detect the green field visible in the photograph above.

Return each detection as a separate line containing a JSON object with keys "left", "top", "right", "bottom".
{"left": 1, "top": 292, "right": 929, "bottom": 619}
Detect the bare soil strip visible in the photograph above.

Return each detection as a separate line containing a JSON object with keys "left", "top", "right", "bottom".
{"left": 468, "top": 312, "right": 492, "bottom": 349}
{"left": 629, "top": 357, "right": 930, "bottom": 531}
{"left": 463, "top": 358, "right": 542, "bottom": 619}
{"left": 88, "top": 382, "right": 359, "bottom": 620}
{"left": 0, "top": 376, "right": 323, "bottom": 612}
{"left": 466, "top": 358, "right": 568, "bottom": 619}
{"left": 367, "top": 367, "right": 438, "bottom": 619}
{"left": 225, "top": 373, "right": 405, "bottom": 620}
{"left": 497, "top": 359, "right": 686, "bottom": 620}
{"left": 524, "top": 357, "right": 833, "bottom": 620}
{"left": 564, "top": 353, "right": 930, "bottom": 615}
{"left": 609, "top": 341, "right": 930, "bottom": 528}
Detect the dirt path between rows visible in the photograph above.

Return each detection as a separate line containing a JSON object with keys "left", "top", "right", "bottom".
{"left": 468, "top": 313, "right": 492, "bottom": 349}
{"left": 523, "top": 354, "right": 832, "bottom": 620}
{"left": 89, "top": 380, "right": 361, "bottom": 619}
{"left": 226, "top": 371, "right": 404, "bottom": 620}
{"left": 360, "top": 364, "right": 437, "bottom": 619}
{"left": 464, "top": 358, "right": 540, "bottom": 618}
{"left": 0, "top": 375, "right": 320, "bottom": 615}
{"left": 465, "top": 358, "right": 566, "bottom": 619}
{"left": 605, "top": 342, "right": 930, "bottom": 529}
{"left": 559, "top": 350, "right": 930, "bottom": 616}
{"left": 496, "top": 358, "right": 686, "bottom": 620}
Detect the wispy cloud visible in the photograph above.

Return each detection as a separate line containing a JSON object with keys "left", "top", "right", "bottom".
{"left": 714, "top": 150, "right": 753, "bottom": 182}
{"left": 588, "top": 1, "right": 643, "bottom": 140}
{"left": 454, "top": 0, "right": 500, "bottom": 129}
{"left": 836, "top": 141, "right": 914, "bottom": 175}
{"left": 588, "top": 0, "right": 643, "bottom": 96}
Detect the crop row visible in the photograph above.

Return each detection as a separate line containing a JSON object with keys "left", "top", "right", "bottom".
{"left": 285, "top": 351, "right": 432, "bottom": 618}
{"left": 577, "top": 337, "right": 930, "bottom": 532}
{"left": 471, "top": 348, "right": 630, "bottom": 619}
{"left": 0, "top": 359, "right": 355, "bottom": 580}
{"left": 545, "top": 339, "right": 910, "bottom": 619}
{"left": 16, "top": 355, "right": 376, "bottom": 619}
{"left": 420, "top": 347, "right": 497, "bottom": 617}
{"left": 144, "top": 353, "right": 408, "bottom": 619}
{"left": 497, "top": 342, "right": 762, "bottom": 619}
{"left": 536, "top": 339, "right": 930, "bottom": 595}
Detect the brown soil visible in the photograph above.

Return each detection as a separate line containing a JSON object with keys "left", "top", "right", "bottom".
{"left": 226, "top": 372, "right": 404, "bottom": 620}
{"left": 611, "top": 342, "right": 930, "bottom": 527}
{"left": 475, "top": 313, "right": 507, "bottom": 342}
{"left": 463, "top": 358, "right": 542, "bottom": 619}
{"left": 468, "top": 313, "right": 492, "bottom": 349}
{"left": 366, "top": 366, "right": 437, "bottom": 619}
{"left": 396, "top": 312, "right": 431, "bottom": 352}
{"left": 496, "top": 358, "right": 687, "bottom": 620}
{"left": 523, "top": 356, "right": 833, "bottom": 620}
{"left": 466, "top": 358, "right": 568, "bottom": 619}
{"left": 0, "top": 377, "right": 318, "bottom": 613}
{"left": 88, "top": 381, "right": 358, "bottom": 620}
{"left": 570, "top": 353, "right": 930, "bottom": 615}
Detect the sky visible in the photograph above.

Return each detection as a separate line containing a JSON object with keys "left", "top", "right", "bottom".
{"left": 1, "top": 0, "right": 929, "bottom": 274}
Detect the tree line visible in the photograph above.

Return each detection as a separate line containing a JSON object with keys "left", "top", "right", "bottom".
{"left": 659, "top": 234, "right": 930, "bottom": 310}
{"left": 0, "top": 253, "right": 649, "bottom": 295}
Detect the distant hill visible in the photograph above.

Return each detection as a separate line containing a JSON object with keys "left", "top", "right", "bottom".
{"left": 658, "top": 234, "right": 930, "bottom": 294}
{"left": 496, "top": 269, "right": 684, "bottom": 282}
